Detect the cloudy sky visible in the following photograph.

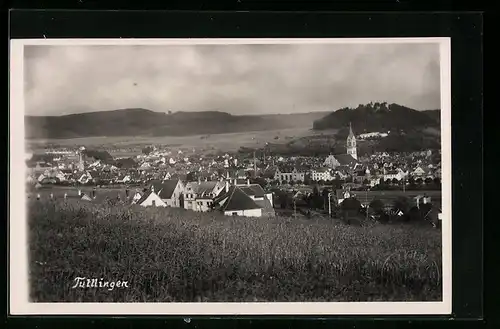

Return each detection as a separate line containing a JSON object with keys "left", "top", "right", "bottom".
{"left": 24, "top": 42, "right": 441, "bottom": 116}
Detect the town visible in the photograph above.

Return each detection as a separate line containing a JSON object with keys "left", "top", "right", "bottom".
{"left": 26, "top": 124, "right": 442, "bottom": 227}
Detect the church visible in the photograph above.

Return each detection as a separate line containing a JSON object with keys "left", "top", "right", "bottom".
{"left": 323, "top": 123, "right": 359, "bottom": 169}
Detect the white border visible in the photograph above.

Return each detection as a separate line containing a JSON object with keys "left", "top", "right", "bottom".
{"left": 9, "top": 38, "right": 452, "bottom": 315}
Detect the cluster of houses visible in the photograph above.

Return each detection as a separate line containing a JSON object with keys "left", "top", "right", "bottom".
{"left": 46, "top": 177, "right": 276, "bottom": 219}
{"left": 131, "top": 177, "right": 274, "bottom": 218}
{"left": 27, "top": 125, "right": 442, "bottom": 220}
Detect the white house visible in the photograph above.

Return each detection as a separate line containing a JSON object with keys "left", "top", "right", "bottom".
{"left": 311, "top": 168, "right": 333, "bottom": 181}
{"left": 213, "top": 184, "right": 263, "bottom": 217}
{"left": 412, "top": 166, "right": 426, "bottom": 177}
{"left": 149, "top": 179, "right": 185, "bottom": 208}
{"left": 335, "top": 189, "right": 353, "bottom": 205}
{"left": 183, "top": 180, "right": 226, "bottom": 212}
{"left": 135, "top": 188, "right": 167, "bottom": 207}
{"left": 274, "top": 166, "right": 307, "bottom": 183}
{"left": 131, "top": 191, "right": 143, "bottom": 204}
{"left": 78, "top": 172, "right": 93, "bottom": 184}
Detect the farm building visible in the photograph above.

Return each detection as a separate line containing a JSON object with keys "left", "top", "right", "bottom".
{"left": 183, "top": 180, "right": 226, "bottom": 212}
{"left": 135, "top": 188, "right": 167, "bottom": 207}
{"left": 148, "top": 179, "right": 185, "bottom": 208}
{"left": 213, "top": 185, "right": 263, "bottom": 218}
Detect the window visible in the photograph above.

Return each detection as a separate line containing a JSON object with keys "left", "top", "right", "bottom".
{"left": 232, "top": 212, "right": 238, "bottom": 216}
{"left": 152, "top": 200, "right": 156, "bottom": 207}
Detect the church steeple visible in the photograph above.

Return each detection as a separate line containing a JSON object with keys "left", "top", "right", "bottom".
{"left": 348, "top": 122, "right": 354, "bottom": 139}
{"left": 346, "top": 122, "right": 357, "bottom": 160}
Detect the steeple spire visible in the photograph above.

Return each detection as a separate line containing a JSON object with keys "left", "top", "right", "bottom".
{"left": 348, "top": 122, "right": 354, "bottom": 137}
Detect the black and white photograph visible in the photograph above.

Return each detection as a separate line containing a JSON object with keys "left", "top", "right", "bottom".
{"left": 9, "top": 38, "right": 451, "bottom": 315}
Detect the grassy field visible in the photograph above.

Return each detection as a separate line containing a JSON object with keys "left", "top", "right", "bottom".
{"left": 28, "top": 199, "right": 442, "bottom": 302}
{"left": 27, "top": 127, "right": 321, "bottom": 153}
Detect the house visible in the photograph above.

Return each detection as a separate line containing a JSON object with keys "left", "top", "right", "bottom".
{"left": 135, "top": 187, "right": 167, "bottom": 207}
{"left": 131, "top": 190, "right": 143, "bottom": 204}
{"left": 383, "top": 169, "right": 402, "bottom": 182}
{"left": 311, "top": 167, "right": 333, "bottom": 182}
{"left": 274, "top": 166, "right": 307, "bottom": 183}
{"left": 149, "top": 179, "right": 185, "bottom": 208}
{"left": 413, "top": 194, "right": 432, "bottom": 209}
{"left": 213, "top": 184, "right": 263, "bottom": 217}
{"left": 323, "top": 154, "right": 358, "bottom": 169}
{"left": 412, "top": 166, "right": 426, "bottom": 177}
{"left": 80, "top": 193, "right": 93, "bottom": 201}
{"left": 335, "top": 189, "right": 353, "bottom": 205}
{"left": 237, "top": 182, "right": 275, "bottom": 217}
{"left": 117, "top": 174, "right": 131, "bottom": 184}
{"left": 78, "top": 172, "right": 93, "bottom": 184}
{"left": 369, "top": 177, "right": 381, "bottom": 187}
{"left": 183, "top": 180, "right": 226, "bottom": 212}
{"left": 353, "top": 169, "right": 369, "bottom": 184}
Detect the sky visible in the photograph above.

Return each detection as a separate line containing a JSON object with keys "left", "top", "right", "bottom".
{"left": 24, "top": 42, "right": 441, "bottom": 116}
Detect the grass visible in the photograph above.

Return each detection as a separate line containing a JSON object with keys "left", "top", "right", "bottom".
{"left": 28, "top": 199, "right": 442, "bottom": 302}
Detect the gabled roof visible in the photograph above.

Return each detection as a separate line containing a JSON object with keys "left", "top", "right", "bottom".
{"left": 135, "top": 190, "right": 153, "bottom": 205}
{"left": 150, "top": 179, "right": 180, "bottom": 199}
{"left": 216, "top": 186, "right": 261, "bottom": 211}
{"left": 187, "top": 181, "right": 219, "bottom": 195}
{"left": 333, "top": 154, "right": 358, "bottom": 166}
{"left": 239, "top": 184, "right": 266, "bottom": 198}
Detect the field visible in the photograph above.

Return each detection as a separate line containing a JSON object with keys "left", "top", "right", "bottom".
{"left": 27, "top": 127, "right": 325, "bottom": 154}
{"left": 28, "top": 199, "right": 443, "bottom": 302}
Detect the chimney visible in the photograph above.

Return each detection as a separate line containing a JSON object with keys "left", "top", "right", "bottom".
{"left": 225, "top": 180, "right": 229, "bottom": 193}
{"left": 78, "top": 189, "right": 81, "bottom": 196}
{"left": 247, "top": 178, "right": 250, "bottom": 186}
{"left": 151, "top": 184, "right": 155, "bottom": 193}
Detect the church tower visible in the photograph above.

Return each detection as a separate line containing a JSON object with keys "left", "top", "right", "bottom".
{"left": 77, "top": 146, "right": 86, "bottom": 172}
{"left": 346, "top": 122, "right": 357, "bottom": 160}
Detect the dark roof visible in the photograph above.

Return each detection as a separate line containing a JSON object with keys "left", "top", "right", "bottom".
{"left": 217, "top": 186, "right": 261, "bottom": 211}
{"left": 188, "top": 181, "right": 219, "bottom": 195}
{"left": 239, "top": 184, "right": 266, "bottom": 198}
{"left": 136, "top": 190, "right": 153, "bottom": 205}
{"left": 334, "top": 154, "right": 358, "bottom": 166}
{"left": 149, "top": 179, "right": 180, "bottom": 199}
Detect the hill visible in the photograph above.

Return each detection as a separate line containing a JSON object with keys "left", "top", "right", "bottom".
{"left": 312, "top": 102, "right": 440, "bottom": 133}
{"left": 25, "top": 109, "right": 327, "bottom": 139}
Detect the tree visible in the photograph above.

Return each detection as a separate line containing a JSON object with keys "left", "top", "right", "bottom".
{"left": 392, "top": 178, "right": 399, "bottom": 185}
{"left": 424, "top": 177, "right": 433, "bottom": 185}
{"left": 363, "top": 178, "right": 370, "bottom": 186}
{"left": 340, "top": 197, "right": 362, "bottom": 222}
{"left": 186, "top": 171, "right": 197, "bottom": 182}
{"left": 433, "top": 177, "right": 441, "bottom": 189}
{"left": 369, "top": 199, "right": 385, "bottom": 215}
{"left": 142, "top": 146, "right": 153, "bottom": 155}
{"left": 415, "top": 178, "right": 423, "bottom": 185}
{"left": 393, "top": 196, "right": 411, "bottom": 215}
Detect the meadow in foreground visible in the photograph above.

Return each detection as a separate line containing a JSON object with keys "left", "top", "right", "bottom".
{"left": 28, "top": 200, "right": 442, "bottom": 302}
